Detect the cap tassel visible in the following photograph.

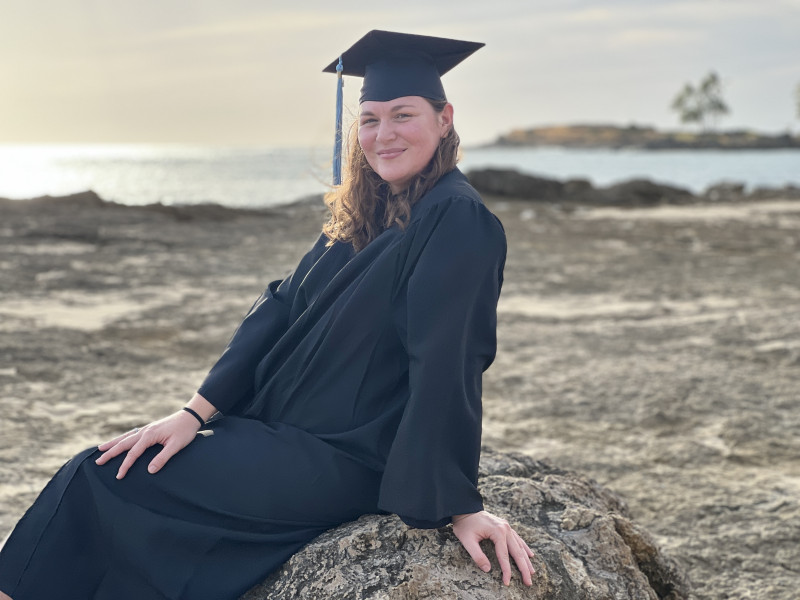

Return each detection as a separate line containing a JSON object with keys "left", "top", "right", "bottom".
{"left": 333, "top": 56, "right": 344, "bottom": 185}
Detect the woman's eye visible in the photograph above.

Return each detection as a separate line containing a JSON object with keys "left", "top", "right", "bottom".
{"left": 394, "top": 113, "right": 411, "bottom": 120}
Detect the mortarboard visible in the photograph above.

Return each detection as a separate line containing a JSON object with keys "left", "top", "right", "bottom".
{"left": 323, "top": 30, "right": 484, "bottom": 103}
{"left": 323, "top": 30, "right": 484, "bottom": 184}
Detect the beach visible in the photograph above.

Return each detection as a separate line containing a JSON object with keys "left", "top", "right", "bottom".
{"left": 1, "top": 190, "right": 798, "bottom": 598}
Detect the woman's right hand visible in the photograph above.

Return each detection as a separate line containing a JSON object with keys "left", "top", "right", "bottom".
{"left": 95, "top": 393, "right": 217, "bottom": 480}
{"left": 452, "top": 510, "right": 535, "bottom": 587}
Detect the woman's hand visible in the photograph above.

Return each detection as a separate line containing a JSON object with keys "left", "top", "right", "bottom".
{"left": 95, "top": 393, "right": 216, "bottom": 480}
{"left": 452, "top": 510, "right": 535, "bottom": 587}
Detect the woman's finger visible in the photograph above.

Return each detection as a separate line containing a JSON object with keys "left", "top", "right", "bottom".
{"left": 147, "top": 436, "right": 191, "bottom": 474}
{"left": 525, "top": 541, "right": 535, "bottom": 558}
{"left": 509, "top": 534, "right": 533, "bottom": 585}
{"left": 94, "top": 432, "right": 140, "bottom": 465}
{"left": 490, "top": 527, "right": 513, "bottom": 586}
{"left": 97, "top": 427, "right": 140, "bottom": 451}
{"left": 115, "top": 439, "right": 150, "bottom": 479}
{"left": 510, "top": 530, "right": 535, "bottom": 570}
{"left": 514, "top": 531, "right": 534, "bottom": 557}
{"left": 458, "top": 535, "right": 492, "bottom": 573}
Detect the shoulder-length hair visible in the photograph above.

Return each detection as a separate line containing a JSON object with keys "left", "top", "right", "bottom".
{"left": 322, "top": 99, "right": 460, "bottom": 252}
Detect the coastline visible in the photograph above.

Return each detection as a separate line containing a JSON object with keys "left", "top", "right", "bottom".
{"left": 3, "top": 143, "right": 798, "bottom": 208}
{"left": 489, "top": 123, "right": 800, "bottom": 150}
{"left": 1, "top": 190, "right": 799, "bottom": 598}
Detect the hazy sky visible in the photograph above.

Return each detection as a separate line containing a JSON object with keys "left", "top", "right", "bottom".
{"left": 2, "top": 0, "right": 799, "bottom": 146}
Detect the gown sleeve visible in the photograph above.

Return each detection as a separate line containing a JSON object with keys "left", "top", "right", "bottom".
{"left": 197, "top": 232, "right": 330, "bottom": 415}
{"left": 378, "top": 197, "right": 507, "bottom": 528}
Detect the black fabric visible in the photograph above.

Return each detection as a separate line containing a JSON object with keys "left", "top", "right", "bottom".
{"left": 0, "top": 168, "right": 506, "bottom": 599}
{"left": 360, "top": 56, "right": 447, "bottom": 103}
{"left": 0, "top": 419, "right": 380, "bottom": 600}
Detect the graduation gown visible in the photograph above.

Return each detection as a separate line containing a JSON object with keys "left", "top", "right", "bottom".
{"left": 0, "top": 168, "right": 507, "bottom": 600}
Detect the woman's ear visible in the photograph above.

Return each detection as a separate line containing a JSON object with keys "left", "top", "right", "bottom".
{"left": 440, "top": 103, "right": 454, "bottom": 136}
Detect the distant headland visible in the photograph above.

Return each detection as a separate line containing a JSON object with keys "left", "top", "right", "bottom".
{"left": 490, "top": 124, "right": 800, "bottom": 150}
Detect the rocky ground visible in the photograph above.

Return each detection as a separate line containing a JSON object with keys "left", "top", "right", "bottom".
{"left": 1, "top": 187, "right": 798, "bottom": 598}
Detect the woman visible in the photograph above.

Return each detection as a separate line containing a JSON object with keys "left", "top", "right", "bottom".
{"left": 0, "top": 30, "right": 534, "bottom": 599}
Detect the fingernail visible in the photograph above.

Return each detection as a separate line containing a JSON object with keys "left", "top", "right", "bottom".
{"left": 482, "top": 565, "right": 490, "bottom": 572}
{"left": 148, "top": 465, "right": 157, "bottom": 474}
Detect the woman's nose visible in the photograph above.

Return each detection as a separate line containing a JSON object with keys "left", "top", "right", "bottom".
{"left": 375, "top": 120, "right": 396, "bottom": 142}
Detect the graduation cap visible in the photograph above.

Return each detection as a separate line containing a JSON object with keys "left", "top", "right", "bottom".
{"left": 323, "top": 30, "right": 484, "bottom": 184}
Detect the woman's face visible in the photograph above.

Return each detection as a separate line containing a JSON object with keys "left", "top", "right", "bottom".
{"left": 358, "top": 96, "right": 453, "bottom": 194}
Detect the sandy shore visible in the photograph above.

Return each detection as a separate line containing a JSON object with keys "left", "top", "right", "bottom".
{"left": 1, "top": 191, "right": 799, "bottom": 598}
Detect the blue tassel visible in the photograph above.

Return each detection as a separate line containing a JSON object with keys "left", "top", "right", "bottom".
{"left": 333, "top": 56, "right": 344, "bottom": 185}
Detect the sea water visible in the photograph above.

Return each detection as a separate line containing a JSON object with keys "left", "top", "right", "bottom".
{"left": 0, "top": 144, "right": 797, "bottom": 209}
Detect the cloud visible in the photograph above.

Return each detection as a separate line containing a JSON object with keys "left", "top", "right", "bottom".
{"left": 149, "top": 10, "right": 352, "bottom": 42}
{"left": 1, "top": 0, "right": 798, "bottom": 143}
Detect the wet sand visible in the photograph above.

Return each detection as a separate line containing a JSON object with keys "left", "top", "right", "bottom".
{"left": 1, "top": 192, "right": 798, "bottom": 598}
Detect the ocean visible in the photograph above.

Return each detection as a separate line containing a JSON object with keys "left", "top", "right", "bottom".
{"left": 0, "top": 144, "right": 797, "bottom": 208}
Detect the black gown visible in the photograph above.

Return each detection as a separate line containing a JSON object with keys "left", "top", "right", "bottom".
{"left": 0, "top": 168, "right": 507, "bottom": 600}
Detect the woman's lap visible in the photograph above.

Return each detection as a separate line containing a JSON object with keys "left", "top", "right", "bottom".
{"left": 0, "top": 416, "right": 382, "bottom": 600}
{"left": 93, "top": 416, "right": 381, "bottom": 527}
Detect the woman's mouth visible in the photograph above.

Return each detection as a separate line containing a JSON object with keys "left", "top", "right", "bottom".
{"left": 377, "top": 148, "right": 405, "bottom": 159}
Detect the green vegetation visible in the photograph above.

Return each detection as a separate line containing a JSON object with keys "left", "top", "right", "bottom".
{"left": 670, "top": 71, "right": 729, "bottom": 132}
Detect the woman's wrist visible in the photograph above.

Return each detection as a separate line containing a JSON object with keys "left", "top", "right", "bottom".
{"left": 181, "top": 407, "right": 205, "bottom": 427}
{"left": 185, "top": 392, "right": 218, "bottom": 422}
{"left": 452, "top": 512, "right": 480, "bottom": 524}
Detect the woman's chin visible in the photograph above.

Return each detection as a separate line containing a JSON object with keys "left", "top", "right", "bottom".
{"left": 379, "top": 173, "right": 412, "bottom": 194}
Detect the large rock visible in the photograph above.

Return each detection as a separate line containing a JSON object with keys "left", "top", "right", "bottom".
{"left": 467, "top": 168, "right": 566, "bottom": 201}
{"left": 748, "top": 184, "right": 800, "bottom": 200}
{"left": 703, "top": 181, "right": 746, "bottom": 202}
{"left": 467, "top": 168, "right": 698, "bottom": 207}
{"left": 597, "top": 179, "right": 696, "bottom": 207}
{"left": 242, "top": 449, "right": 689, "bottom": 599}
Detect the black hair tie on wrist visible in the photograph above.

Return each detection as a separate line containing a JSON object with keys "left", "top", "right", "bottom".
{"left": 182, "top": 407, "right": 205, "bottom": 427}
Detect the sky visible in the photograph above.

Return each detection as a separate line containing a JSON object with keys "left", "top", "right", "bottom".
{"left": 1, "top": 0, "right": 799, "bottom": 146}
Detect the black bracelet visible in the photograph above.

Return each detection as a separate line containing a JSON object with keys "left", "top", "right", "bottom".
{"left": 182, "top": 407, "right": 205, "bottom": 427}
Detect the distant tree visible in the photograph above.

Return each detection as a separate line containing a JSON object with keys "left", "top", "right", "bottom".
{"left": 671, "top": 71, "right": 729, "bottom": 132}
{"left": 671, "top": 83, "right": 703, "bottom": 128}
{"left": 698, "top": 72, "right": 729, "bottom": 130}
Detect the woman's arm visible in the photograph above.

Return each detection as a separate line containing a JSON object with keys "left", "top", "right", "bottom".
{"left": 95, "top": 233, "right": 332, "bottom": 478}
{"left": 452, "top": 511, "right": 535, "bottom": 587}
{"left": 379, "top": 198, "right": 504, "bottom": 522}
{"left": 94, "top": 392, "right": 216, "bottom": 479}
{"left": 380, "top": 198, "right": 534, "bottom": 584}
{"left": 198, "top": 232, "right": 332, "bottom": 414}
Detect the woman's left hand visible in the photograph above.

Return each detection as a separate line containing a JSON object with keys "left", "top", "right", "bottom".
{"left": 95, "top": 410, "right": 201, "bottom": 479}
{"left": 452, "top": 510, "right": 535, "bottom": 587}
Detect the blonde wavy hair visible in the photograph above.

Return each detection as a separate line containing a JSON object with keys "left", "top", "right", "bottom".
{"left": 322, "top": 99, "right": 460, "bottom": 252}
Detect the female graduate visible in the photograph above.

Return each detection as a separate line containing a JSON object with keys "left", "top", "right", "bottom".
{"left": 0, "top": 30, "right": 534, "bottom": 600}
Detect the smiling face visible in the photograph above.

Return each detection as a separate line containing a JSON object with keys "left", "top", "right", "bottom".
{"left": 358, "top": 96, "right": 454, "bottom": 194}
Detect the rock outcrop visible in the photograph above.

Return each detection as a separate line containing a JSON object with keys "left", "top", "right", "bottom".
{"left": 467, "top": 168, "right": 696, "bottom": 207}
{"left": 242, "top": 449, "right": 689, "bottom": 599}
{"left": 597, "top": 179, "right": 696, "bottom": 206}
{"left": 468, "top": 167, "right": 800, "bottom": 207}
{"left": 465, "top": 169, "right": 567, "bottom": 201}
